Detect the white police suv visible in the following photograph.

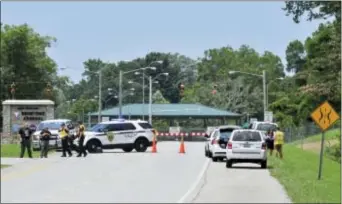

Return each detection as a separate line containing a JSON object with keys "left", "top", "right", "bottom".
{"left": 77, "top": 119, "right": 155, "bottom": 153}
{"left": 32, "top": 119, "right": 76, "bottom": 151}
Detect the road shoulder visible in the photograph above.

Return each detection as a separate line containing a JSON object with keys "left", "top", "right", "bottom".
{"left": 192, "top": 161, "right": 292, "bottom": 203}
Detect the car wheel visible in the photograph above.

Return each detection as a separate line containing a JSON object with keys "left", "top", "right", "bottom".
{"left": 226, "top": 160, "right": 232, "bottom": 168}
{"left": 261, "top": 160, "right": 267, "bottom": 169}
{"left": 87, "top": 140, "right": 102, "bottom": 153}
{"left": 208, "top": 151, "right": 212, "bottom": 158}
{"left": 134, "top": 138, "right": 148, "bottom": 152}
{"left": 212, "top": 157, "right": 218, "bottom": 162}
{"left": 122, "top": 147, "right": 134, "bottom": 153}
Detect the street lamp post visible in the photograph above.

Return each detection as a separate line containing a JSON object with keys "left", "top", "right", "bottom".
{"left": 228, "top": 70, "right": 267, "bottom": 120}
{"left": 228, "top": 70, "right": 283, "bottom": 121}
{"left": 118, "top": 61, "right": 162, "bottom": 118}
{"left": 148, "top": 73, "right": 169, "bottom": 125}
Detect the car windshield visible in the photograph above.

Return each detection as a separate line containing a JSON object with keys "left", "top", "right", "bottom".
{"left": 219, "top": 128, "right": 235, "bottom": 140}
{"left": 138, "top": 122, "right": 153, "bottom": 129}
{"left": 256, "top": 123, "right": 277, "bottom": 131}
{"left": 90, "top": 123, "right": 108, "bottom": 132}
{"left": 232, "top": 131, "right": 262, "bottom": 142}
{"left": 37, "top": 122, "right": 67, "bottom": 130}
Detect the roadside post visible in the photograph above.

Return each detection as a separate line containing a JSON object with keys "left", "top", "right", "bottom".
{"left": 310, "top": 101, "right": 340, "bottom": 180}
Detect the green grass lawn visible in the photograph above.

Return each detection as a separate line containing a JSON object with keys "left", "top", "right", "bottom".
{"left": 1, "top": 144, "right": 55, "bottom": 158}
{"left": 268, "top": 144, "right": 341, "bottom": 203}
{"left": 292, "top": 128, "right": 340, "bottom": 145}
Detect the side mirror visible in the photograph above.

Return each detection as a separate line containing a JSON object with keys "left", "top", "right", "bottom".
{"left": 102, "top": 128, "right": 109, "bottom": 133}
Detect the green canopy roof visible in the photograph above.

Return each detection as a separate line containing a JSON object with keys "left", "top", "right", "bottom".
{"left": 89, "top": 103, "right": 241, "bottom": 117}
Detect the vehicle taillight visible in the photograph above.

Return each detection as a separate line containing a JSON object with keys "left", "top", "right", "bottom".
{"left": 227, "top": 142, "right": 232, "bottom": 149}
{"left": 211, "top": 139, "right": 217, "bottom": 145}
{"left": 261, "top": 143, "right": 266, "bottom": 150}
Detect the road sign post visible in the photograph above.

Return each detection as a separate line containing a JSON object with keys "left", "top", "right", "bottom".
{"left": 310, "top": 101, "right": 340, "bottom": 180}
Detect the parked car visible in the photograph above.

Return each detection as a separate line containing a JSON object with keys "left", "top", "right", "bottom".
{"left": 250, "top": 121, "right": 278, "bottom": 137}
{"left": 204, "top": 125, "right": 241, "bottom": 162}
{"left": 226, "top": 129, "right": 267, "bottom": 169}
{"left": 32, "top": 119, "right": 76, "bottom": 151}
{"left": 75, "top": 119, "right": 155, "bottom": 153}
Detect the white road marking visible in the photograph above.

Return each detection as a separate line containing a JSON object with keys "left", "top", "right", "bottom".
{"left": 177, "top": 158, "right": 210, "bottom": 203}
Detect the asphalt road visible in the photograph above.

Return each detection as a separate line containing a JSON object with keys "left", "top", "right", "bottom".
{"left": 1, "top": 142, "right": 291, "bottom": 203}
{"left": 1, "top": 142, "right": 207, "bottom": 203}
{"left": 191, "top": 161, "right": 292, "bottom": 203}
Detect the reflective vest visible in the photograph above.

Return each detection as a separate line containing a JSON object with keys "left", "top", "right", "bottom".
{"left": 274, "top": 131, "right": 284, "bottom": 145}
{"left": 59, "top": 128, "right": 68, "bottom": 139}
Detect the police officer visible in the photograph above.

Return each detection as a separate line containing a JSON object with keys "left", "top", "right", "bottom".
{"left": 40, "top": 127, "right": 51, "bottom": 158}
{"left": 59, "top": 123, "right": 72, "bottom": 157}
{"left": 18, "top": 123, "right": 33, "bottom": 158}
{"left": 76, "top": 121, "right": 87, "bottom": 157}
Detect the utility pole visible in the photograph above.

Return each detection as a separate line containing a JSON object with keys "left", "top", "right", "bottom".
{"left": 148, "top": 76, "right": 152, "bottom": 125}
{"left": 119, "top": 70, "right": 123, "bottom": 118}
{"left": 98, "top": 70, "right": 102, "bottom": 123}
{"left": 142, "top": 69, "right": 145, "bottom": 120}
{"left": 262, "top": 70, "right": 267, "bottom": 120}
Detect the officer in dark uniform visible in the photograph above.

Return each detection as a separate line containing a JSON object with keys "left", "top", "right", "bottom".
{"left": 18, "top": 123, "right": 34, "bottom": 158}
{"left": 40, "top": 127, "right": 51, "bottom": 158}
{"left": 59, "top": 123, "right": 72, "bottom": 157}
{"left": 77, "top": 121, "right": 87, "bottom": 157}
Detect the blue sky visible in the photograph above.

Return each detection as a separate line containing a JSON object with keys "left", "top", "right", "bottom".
{"left": 1, "top": 1, "right": 324, "bottom": 82}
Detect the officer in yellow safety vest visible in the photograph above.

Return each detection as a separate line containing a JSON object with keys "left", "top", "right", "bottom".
{"left": 59, "top": 123, "right": 72, "bottom": 157}
{"left": 274, "top": 127, "right": 284, "bottom": 159}
{"left": 76, "top": 121, "right": 87, "bottom": 157}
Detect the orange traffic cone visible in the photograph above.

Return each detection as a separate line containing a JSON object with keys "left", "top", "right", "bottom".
{"left": 179, "top": 137, "right": 186, "bottom": 154}
{"left": 151, "top": 136, "right": 157, "bottom": 153}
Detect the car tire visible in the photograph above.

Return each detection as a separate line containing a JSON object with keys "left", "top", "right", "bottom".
{"left": 122, "top": 147, "right": 134, "bottom": 153}
{"left": 212, "top": 157, "right": 218, "bottom": 162}
{"left": 134, "top": 138, "right": 149, "bottom": 152}
{"left": 208, "top": 151, "right": 212, "bottom": 158}
{"left": 261, "top": 160, "right": 267, "bottom": 169}
{"left": 226, "top": 160, "right": 232, "bottom": 168}
{"left": 87, "top": 140, "right": 102, "bottom": 153}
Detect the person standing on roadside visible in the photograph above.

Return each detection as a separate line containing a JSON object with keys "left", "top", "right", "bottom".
{"left": 76, "top": 121, "right": 87, "bottom": 157}
{"left": 59, "top": 123, "right": 72, "bottom": 157}
{"left": 18, "top": 123, "right": 34, "bottom": 158}
{"left": 274, "top": 127, "right": 284, "bottom": 159}
{"left": 265, "top": 129, "right": 275, "bottom": 156}
{"left": 40, "top": 127, "right": 51, "bottom": 158}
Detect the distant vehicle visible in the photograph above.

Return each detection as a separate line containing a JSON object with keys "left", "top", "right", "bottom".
{"left": 250, "top": 121, "right": 278, "bottom": 136}
{"left": 32, "top": 119, "right": 76, "bottom": 151}
{"left": 204, "top": 125, "right": 241, "bottom": 162}
{"left": 76, "top": 119, "right": 155, "bottom": 153}
{"left": 226, "top": 129, "right": 267, "bottom": 169}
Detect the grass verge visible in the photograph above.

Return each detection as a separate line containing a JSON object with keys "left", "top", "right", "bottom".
{"left": 268, "top": 144, "right": 341, "bottom": 203}
{"left": 1, "top": 144, "right": 55, "bottom": 158}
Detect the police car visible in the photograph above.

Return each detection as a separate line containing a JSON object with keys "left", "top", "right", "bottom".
{"left": 76, "top": 119, "right": 155, "bottom": 153}
{"left": 32, "top": 119, "right": 76, "bottom": 151}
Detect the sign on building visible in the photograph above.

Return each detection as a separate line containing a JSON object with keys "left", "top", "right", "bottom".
{"left": 264, "top": 111, "right": 273, "bottom": 122}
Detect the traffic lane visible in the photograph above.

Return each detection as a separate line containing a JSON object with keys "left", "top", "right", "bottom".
{"left": 192, "top": 162, "right": 292, "bottom": 203}
{"left": 1, "top": 142, "right": 207, "bottom": 203}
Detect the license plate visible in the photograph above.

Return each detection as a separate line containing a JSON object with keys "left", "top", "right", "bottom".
{"left": 243, "top": 144, "right": 250, "bottom": 148}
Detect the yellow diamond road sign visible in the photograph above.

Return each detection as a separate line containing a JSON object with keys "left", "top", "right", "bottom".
{"left": 311, "top": 101, "right": 340, "bottom": 131}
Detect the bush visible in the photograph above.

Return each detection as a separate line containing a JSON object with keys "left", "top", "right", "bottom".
{"left": 325, "top": 133, "right": 341, "bottom": 163}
